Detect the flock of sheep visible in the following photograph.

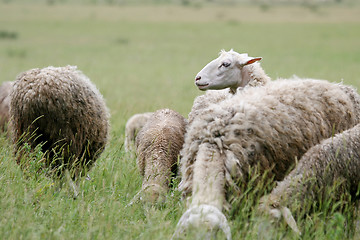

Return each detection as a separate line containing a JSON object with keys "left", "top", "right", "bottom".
{"left": 127, "top": 50, "right": 360, "bottom": 239}
{"left": 1, "top": 49, "right": 359, "bottom": 239}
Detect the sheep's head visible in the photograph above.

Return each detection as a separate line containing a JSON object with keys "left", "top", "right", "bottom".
{"left": 258, "top": 195, "right": 301, "bottom": 235}
{"left": 195, "top": 49, "right": 262, "bottom": 93}
{"left": 172, "top": 204, "right": 232, "bottom": 240}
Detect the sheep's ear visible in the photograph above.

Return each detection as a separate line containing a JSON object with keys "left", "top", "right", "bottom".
{"left": 244, "top": 57, "right": 262, "bottom": 66}
{"left": 237, "top": 57, "right": 262, "bottom": 68}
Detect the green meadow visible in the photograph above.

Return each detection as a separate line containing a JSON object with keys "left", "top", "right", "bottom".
{"left": 1, "top": 1, "right": 360, "bottom": 239}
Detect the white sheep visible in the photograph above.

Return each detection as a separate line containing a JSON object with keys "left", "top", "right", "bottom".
{"left": 132, "top": 108, "right": 187, "bottom": 204}
{"left": 10, "top": 66, "right": 110, "bottom": 184}
{"left": 173, "top": 78, "right": 360, "bottom": 239}
{"left": 258, "top": 123, "right": 360, "bottom": 235}
{"left": 124, "top": 112, "right": 153, "bottom": 153}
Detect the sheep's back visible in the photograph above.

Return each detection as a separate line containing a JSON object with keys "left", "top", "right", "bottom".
{"left": 180, "top": 79, "right": 360, "bottom": 200}
{"left": 136, "top": 108, "right": 187, "bottom": 176}
{"left": 187, "top": 89, "right": 229, "bottom": 125}
{"left": 293, "top": 123, "right": 360, "bottom": 196}
{"left": 10, "top": 66, "right": 110, "bottom": 174}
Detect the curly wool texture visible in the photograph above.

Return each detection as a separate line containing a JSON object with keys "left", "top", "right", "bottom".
{"left": 136, "top": 108, "right": 187, "bottom": 193}
{"left": 187, "top": 89, "right": 229, "bottom": 125}
{"left": 10, "top": 66, "right": 110, "bottom": 177}
{"left": 263, "top": 123, "right": 360, "bottom": 211}
{"left": 179, "top": 78, "right": 360, "bottom": 208}
{"left": 0, "top": 81, "right": 13, "bottom": 131}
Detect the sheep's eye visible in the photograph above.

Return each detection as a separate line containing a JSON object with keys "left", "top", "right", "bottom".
{"left": 221, "top": 62, "right": 231, "bottom": 68}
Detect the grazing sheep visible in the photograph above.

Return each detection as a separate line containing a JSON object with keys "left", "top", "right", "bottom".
{"left": 134, "top": 108, "right": 187, "bottom": 204}
{"left": 194, "top": 49, "right": 270, "bottom": 94}
{"left": 173, "top": 78, "right": 360, "bottom": 239}
{"left": 10, "top": 65, "right": 110, "bottom": 181}
{"left": 0, "top": 81, "right": 13, "bottom": 131}
{"left": 258, "top": 123, "right": 360, "bottom": 234}
{"left": 124, "top": 112, "right": 153, "bottom": 153}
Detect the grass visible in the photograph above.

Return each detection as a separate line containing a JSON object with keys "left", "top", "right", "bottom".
{"left": 0, "top": 2, "right": 360, "bottom": 239}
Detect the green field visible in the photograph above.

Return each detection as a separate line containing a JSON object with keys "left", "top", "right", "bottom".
{"left": 1, "top": 2, "right": 360, "bottom": 239}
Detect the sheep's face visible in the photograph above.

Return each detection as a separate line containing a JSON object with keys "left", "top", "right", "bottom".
{"left": 195, "top": 50, "right": 262, "bottom": 92}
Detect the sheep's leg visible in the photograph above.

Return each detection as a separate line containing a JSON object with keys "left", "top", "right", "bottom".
{"left": 173, "top": 143, "right": 231, "bottom": 240}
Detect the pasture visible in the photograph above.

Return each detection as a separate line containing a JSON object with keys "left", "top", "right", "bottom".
{"left": 0, "top": 2, "right": 360, "bottom": 239}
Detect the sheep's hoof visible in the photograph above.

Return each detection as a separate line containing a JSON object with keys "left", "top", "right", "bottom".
{"left": 172, "top": 204, "right": 232, "bottom": 240}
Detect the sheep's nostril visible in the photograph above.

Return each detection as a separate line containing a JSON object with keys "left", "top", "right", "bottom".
{"left": 195, "top": 76, "right": 201, "bottom": 81}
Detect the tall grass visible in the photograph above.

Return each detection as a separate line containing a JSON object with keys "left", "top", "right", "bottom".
{"left": 0, "top": 2, "right": 360, "bottom": 239}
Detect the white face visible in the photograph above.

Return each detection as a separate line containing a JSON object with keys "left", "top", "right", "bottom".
{"left": 194, "top": 50, "right": 261, "bottom": 91}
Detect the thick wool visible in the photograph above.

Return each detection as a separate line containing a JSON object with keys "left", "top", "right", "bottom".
{"left": 179, "top": 78, "right": 360, "bottom": 209}
{"left": 187, "top": 89, "right": 229, "bottom": 125}
{"left": 124, "top": 112, "right": 153, "bottom": 153}
{"left": 10, "top": 66, "right": 110, "bottom": 178}
{"left": 0, "top": 81, "right": 13, "bottom": 131}
{"left": 135, "top": 108, "right": 187, "bottom": 203}
{"left": 260, "top": 122, "right": 360, "bottom": 215}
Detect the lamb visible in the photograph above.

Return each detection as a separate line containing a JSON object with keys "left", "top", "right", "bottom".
{"left": 133, "top": 108, "right": 187, "bottom": 204}
{"left": 124, "top": 112, "right": 153, "bottom": 153}
{"left": 258, "top": 123, "right": 360, "bottom": 235}
{"left": 0, "top": 81, "right": 13, "bottom": 131}
{"left": 10, "top": 66, "right": 110, "bottom": 183}
{"left": 173, "top": 78, "right": 360, "bottom": 239}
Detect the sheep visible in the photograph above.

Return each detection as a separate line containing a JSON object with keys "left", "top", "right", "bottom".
{"left": 124, "top": 112, "right": 153, "bottom": 153}
{"left": 258, "top": 123, "right": 360, "bottom": 235}
{"left": 173, "top": 78, "right": 360, "bottom": 239}
{"left": 0, "top": 81, "right": 13, "bottom": 131}
{"left": 132, "top": 108, "right": 187, "bottom": 204}
{"left": 194, "top": 49, "right": 270, "bottom": 94}
{"left": 188, "top": 50, "right": 271, "bottom": 127}
{"left": 10, "top": 66, "right": 110, "bottom": 184}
